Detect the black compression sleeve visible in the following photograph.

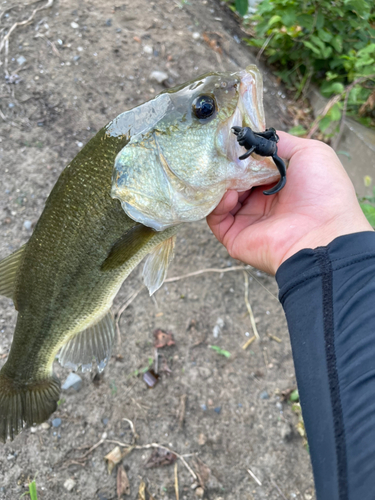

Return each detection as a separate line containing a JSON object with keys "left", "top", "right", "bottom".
{"left": 276, "top": 231, "right": 375, "bottom": 500}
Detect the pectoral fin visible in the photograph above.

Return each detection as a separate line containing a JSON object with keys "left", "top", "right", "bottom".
{"left": 142, "top": 235, "right": 176, "bottom": 295}
{"left": 0, "top": 245, "right": 25, "bottom": 299}
{"left": 101, "top": 224, "right": 155, "bottom": 272}
{"left": 58, "top": 310, "right": 115, "bottom": 373}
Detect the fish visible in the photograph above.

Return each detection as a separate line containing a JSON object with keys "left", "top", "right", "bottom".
{"left": 0, "top": 65, "right": 281, "bottom": 441}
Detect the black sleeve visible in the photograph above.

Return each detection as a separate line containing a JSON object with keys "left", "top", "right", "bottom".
{"left": 275, "top": 231, "right": 375, "bottom": 500}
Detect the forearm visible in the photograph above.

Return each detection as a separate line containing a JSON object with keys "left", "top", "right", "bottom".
{"left": 276, "top": 231, "right": 375, "bottom": 500}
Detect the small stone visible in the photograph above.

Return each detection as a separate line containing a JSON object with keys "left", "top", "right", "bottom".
{"left": 102, "top": 418, "right": 109, "bottom": 426}
{"left": 8, "top": 103, "right": 14, "bottom": 108}
{"left": 23, "top": 220, "right": 32, "bottom": 230}
{"left": 62, "top": 372, "right": 82, "bottom": 391}
{"left": 143, "top": 45, "right": 153, "bottom": 55}
{"left": 52, "top": 418, "right": 62, "bottom": 428}
{"left": 64, "top": 478, "right": 76, "bottom": 492}
{"left": 192, "top": 32, "right": 200, "bottom": 40}
{"left": 30, "top": 426, "right": 38, "bottom": 433}
{"left": 7, "top": 454, "right": 15, "bottom": 460}
{"left": 150, "top": 70, "right": 168, "bottom": 84}
{"left": 195, "top": 487, "right": 204, "bottom": 497}
{"left": 73, "top": 55, "right": 80, "bottom": 62}
{"left": 76, "top": 141, "right": 83, "bottom": 148}
{"left": 260, "top": 390, "right": 269, "bottom": 400}
{"left": 71, "top": 22, "right": 79, "bottom": 29}
{"left": 198, "top": 433, "right": 207, "bottom": 446}
{"left": 105, "top": 19, "right": 112, "bottom": 26}
{"left": 214, "top": 406, "right": 221, "bottom": 414}
{"left": 201, "top": 404, "right": 207, "bottom": 411}
{"left": 41, "top": 422, "right": 50, "bottom": 430}
{"left": 101, "top": 432, "right": 108, "bottom": 439}
{"left": 276, "top": 402, "right": 283, "bottom": 411}
{"left": 17, "top": 56, "right": 26, "bottom": 66}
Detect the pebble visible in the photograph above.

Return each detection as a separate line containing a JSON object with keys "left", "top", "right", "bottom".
{"left": 192, "top": 32, "right": 200, "bottom": 40}
{"left": 23, "top": 220, "right": 32, "bottom": 230}
{"left": 71, "top": 22, "right": 79, "bottom": 29}
{"left": 52, "top": 418, "right": 62, "bottom": 428}
{"left": 30, "top": 426, "right": 38, "bottom": 433}
{"left": 260, "top": 390, "right": 269, "bottom": 400}
{"left": 195, "top": 487, "right": 204, "bottom": 497}
{"left": 214, "top": 406, "right": 221, "bottom": 414}
{"left": 201, "top": 404, "right": 207, "bottom": 411}
{"left": 213, "top": 317, "right": 224, "bottom": 338}
{"left": 150, "top": 70, "right": 168, "bottom": 84}
{"left": 63, "top": 478, "right": 76, "bottom": 492}
{"left": 143, "top": 45, "right": 153, "bottom": 55}
{"left": 276, "top": 402, "right": 283, "bottom": 411}
{"left": 102, "top": 418, "right": 109, "bottom": 426}
{"left": 8, "top": 103, "right": 14, "bottom": 108}
{"left": 17, "top": 56, "right": 26, "bottom": 65}
{"left": 198, "top": 433, "right": 207, "bottom": 446}
{"left": 105, "top": 19, "right": 112, "bottom": 26}
{"left": 62, "top": 372, "right": 83, "bottom": 391}
{"left": 41, "top": 422, "right": 50, "bottom": 430}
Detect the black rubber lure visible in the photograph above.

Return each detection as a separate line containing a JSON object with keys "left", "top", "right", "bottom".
{"left": 232, "top": 126, "right": 287, "bottom": 196}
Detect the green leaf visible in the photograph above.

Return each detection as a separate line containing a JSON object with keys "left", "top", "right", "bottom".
{"left": 331, "top": 36, "right": 343, "bottom": 53}
{"left": 318, "top": 29, "right": 332, "bottom": 42}
{"left": 281, "top": 9, "right": 296, "bottom": 27}
{"left": 210, "top": 345, "right": 231, "bottom": 358}
{"left": 345, "top": 0, "right": 371, "bottom": 19}
{"left": 316, "top": 11, "right": 325, "bottom": 30}
{"left": 321, "top": 81, "right": 345, "bottom": 96}
{"left": 288, "top": 125, "right": 307, "bottom": 136}
{"left": 318, "top": 115, "right": 332, "bottom": 132}
{"left": 360, "top": 203, "right": 375, "bottom": 226}
{"left": 235, "top": 0, "right": 248, "bottom": 17}
{"left": 330, "top": 103, "right": 342, "bottom": 121}
{"left": 303, "top": 40, "right": 321, "bottom": 56}
{"left": 290, "top": 389, "right": 300, "bottom": 402}
{"left": 297, "top": 14, "right": 314, "bottom": 31}
{"left": 268, "top": 14, "right": 282, "bottom": 26}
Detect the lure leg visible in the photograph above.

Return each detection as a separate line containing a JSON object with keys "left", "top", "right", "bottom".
{"left": 263, "top": 150, "right": 287, "bottom": 196}
{"left": 239, "top": 145, "right": 256, "bottom": 161}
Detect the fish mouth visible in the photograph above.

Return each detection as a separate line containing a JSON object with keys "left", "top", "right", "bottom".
{"left": 217, "top": 65, "right": 280, "bottom": 188}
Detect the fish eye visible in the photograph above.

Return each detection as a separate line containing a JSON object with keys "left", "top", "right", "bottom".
{"left": 192, "top": 95, "right": 216, "bottom": 120}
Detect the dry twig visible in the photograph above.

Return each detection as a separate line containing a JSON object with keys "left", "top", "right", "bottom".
{"left": 174, "top": 462, "right": 179, "bottom": 500}
{"left": 247, "top": 467, "right": 262, "bottom": 486}
{"left": 243, "top": 271, "right": 259, "bottom": 341}
{"left": 165, "top": 265, "right": 249, "bottom": 283}
{"left": 0, "top": 0, "right": 54, "bottom": 75}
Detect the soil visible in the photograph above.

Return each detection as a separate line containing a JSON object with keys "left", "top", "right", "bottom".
{"left": 0, "top": 0, "right": 315, "bottom": 499}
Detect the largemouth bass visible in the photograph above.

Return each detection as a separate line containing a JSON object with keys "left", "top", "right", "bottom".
{"left": 0, "top": 65, "right": 281, "bottom": 441}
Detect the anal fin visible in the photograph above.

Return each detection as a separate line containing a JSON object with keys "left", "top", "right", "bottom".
{"left": 0, "top": 245, "right": 25, "bottom": 299}
{"left": 58, "top": 310, "right": 115, "bottom": 373}
{"left": 142, "top": 235, "right": 176, "bottom": 295}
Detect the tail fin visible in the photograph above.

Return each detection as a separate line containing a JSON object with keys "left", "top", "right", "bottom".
{"left": 0, "top": 371, "right": 61, "bottom": 442}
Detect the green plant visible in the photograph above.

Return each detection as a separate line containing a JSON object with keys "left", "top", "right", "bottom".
{"left": 209, "top": 345, "right": 231, "bottom": 358}
{"left": 242, "top": 0, "right": 375, "bottom": 135}
{"left": 359, "top": 185, "right": 375, "bottom": 226}
{"left": 20, "top": 479, "right": 38, "bottom": 500}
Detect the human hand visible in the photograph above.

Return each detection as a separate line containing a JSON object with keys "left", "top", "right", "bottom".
{"left": 207, "top": 131, "right": 373, "bottom": 275}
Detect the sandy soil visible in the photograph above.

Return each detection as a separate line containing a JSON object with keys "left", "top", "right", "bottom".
{"left": 0, "top": 0, "right": 315, "bottom": 498}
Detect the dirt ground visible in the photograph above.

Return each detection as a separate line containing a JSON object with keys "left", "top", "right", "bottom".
{"left": 0, "top": 0, "right": 315, "bottom": 498}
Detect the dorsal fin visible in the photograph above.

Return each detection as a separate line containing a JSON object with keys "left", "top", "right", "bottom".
{"left": 101, "top": 224, "right": 155, "bottom": 272}
{"left": 0, "top": 245, "right": 26, "bottom": 299}
{"left": 142, "top": 235, "right": 176, "bottom": 295}
{"left": 58, "top": 310, "right": 115, "bottom": 373}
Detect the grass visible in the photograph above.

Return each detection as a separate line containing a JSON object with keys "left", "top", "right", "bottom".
{"left": 20, "top": 479, "right": 38, "bottom": 500}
